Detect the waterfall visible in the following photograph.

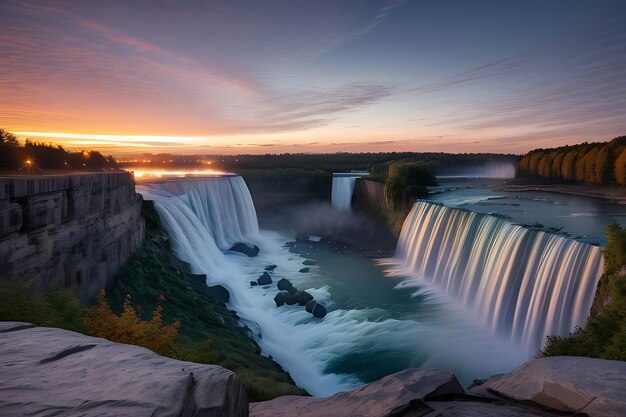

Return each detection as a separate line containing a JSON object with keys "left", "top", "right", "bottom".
{"left": 331, "top": 173, "right": 368, "bottom": 210}
{"left": 394, "top": 201, "right": 604, "bottom": 351}
{"left": 144, "top": 176, "right": 259, "bottom": 250}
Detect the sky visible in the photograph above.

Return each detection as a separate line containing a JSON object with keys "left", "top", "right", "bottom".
{"left": 1, "top": 0, "right": 626, "bottom": 156}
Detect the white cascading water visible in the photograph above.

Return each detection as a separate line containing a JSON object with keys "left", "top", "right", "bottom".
{"left": 394, "top": 201, "right": 604, "bottom": 351}
{"left": 331, "top": 173, "right": 368, "bottom": 210}
{"left": 138, "top": 176, "right": 422, "bottom": 396}
{"left": 147, "top": 176, "right": 259, "bottom": 250}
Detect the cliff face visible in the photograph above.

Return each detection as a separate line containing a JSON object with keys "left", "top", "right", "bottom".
{"left": 0, "top": 172, "right": 144, "bottom": 301}
{"left": 352, "top": 178, "right": 386, "bottom": 212}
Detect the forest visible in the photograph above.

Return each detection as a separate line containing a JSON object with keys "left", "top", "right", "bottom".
{"left": 516, "top": 136, "right": 626, "bottom": 185}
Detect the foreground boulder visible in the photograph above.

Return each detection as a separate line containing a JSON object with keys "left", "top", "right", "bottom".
{"left": 250, "top": 368, "right": 463, "bottom": 417}
{"left": 230, "top": 243, "right": 260, "bottom": 257}
{"left": 470, "top": 356, "right": 626, "bottom": 417}
{"left": 0, "top": 322, "right": 248, "bottom": 417}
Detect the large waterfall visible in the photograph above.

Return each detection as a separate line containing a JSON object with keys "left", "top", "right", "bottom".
{"left": 394, "top": 201, "right": 604, "bottom": 351}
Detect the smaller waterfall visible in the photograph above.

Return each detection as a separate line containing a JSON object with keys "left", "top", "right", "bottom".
{"left": 331, "top": 172, "right": 369, "bottom": 210}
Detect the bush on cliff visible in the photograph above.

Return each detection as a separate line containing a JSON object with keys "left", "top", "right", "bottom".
{"left": 384, "top": 162, "right": 437, "bottom": 209}
{"left": 542, "top": 223, "right": 626, "bottom": 360}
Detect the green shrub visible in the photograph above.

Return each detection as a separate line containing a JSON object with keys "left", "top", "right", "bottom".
{"left": 0, "top": 282, "right": 86, "bottom": 333}
{"left": 384, "top": 162, "right": 437, "bottom": 209}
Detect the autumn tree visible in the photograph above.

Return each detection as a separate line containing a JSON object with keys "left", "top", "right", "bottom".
{"left": 86, "top": 290, "right": 180, "bottom": 356}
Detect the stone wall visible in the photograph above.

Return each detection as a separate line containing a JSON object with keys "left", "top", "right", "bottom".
{"left": 0, "top": 172, "right": 144, "bottom": 301}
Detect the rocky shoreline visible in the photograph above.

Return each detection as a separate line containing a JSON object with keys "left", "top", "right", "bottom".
{"left": 2, "top": 322, "right": 625, "bottom": 417}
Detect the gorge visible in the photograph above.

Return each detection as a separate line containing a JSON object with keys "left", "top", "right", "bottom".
{"left": 130, "top": 173, "right": 615, "bottom": 396}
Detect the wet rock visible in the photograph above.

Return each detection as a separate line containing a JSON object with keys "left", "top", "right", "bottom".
{"left": 311, "top": 303, "right": 327, "bottom": 319}
{"left": 297, "top": 291, "right": 314, "bottom": 306}
{"left": 264, "top": 264, "right": 277, "bottom": 271}
{"left": 302, "top": 260, "right": 316, "bottom": 266}
{"left": 284, "top": 292, "right": 298, "bottom": 305}
{"left": 257, "top": 272, "right": 272, "bottom": 285}
{"left": 274, "top": 292, "right": 287, "bottom": 307}
{"left": 0, "top": 323, "right": 248, "bottom": 417}
{"left": 206, "top": 285, "right": 230, "bottom": 303}
{"left": 299, "top": 267, "right": 310, "bottom": 273}
{"left": 250, "top": 281, "right": 258, "bottom": 286}
{"left": 277, "top": 278, "right": 294, "bottom": 292}
{"left": 230, "top": 242, "right": 260, "bottom": 257}
{"left": 305, "top": 300, "right": 317, "bottom": 313}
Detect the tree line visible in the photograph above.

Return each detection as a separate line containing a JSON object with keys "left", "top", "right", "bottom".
{"left": 517, "top": 136, "right": 626, "bottom": 185}
{"left": 0, "top": 129, "right": 118, "bottom": 172}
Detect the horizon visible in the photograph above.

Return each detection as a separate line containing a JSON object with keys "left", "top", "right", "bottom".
{"left": 2, "top": 0, "right": 626, "bottom": 156}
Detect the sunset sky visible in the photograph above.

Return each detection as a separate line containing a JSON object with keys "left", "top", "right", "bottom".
{"left": 1, "top": 0, "right": 626, "bottom": 156}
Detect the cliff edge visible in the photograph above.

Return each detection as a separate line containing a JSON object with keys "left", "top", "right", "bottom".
{"left": 0, "top": 172, "right": 144, "bottom": 301}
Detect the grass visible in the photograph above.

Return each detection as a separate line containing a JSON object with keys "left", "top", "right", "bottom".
{"left": 0, "top": 283, "right": 86, "bottom": 333}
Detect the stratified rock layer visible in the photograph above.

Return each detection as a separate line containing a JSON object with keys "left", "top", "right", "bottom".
{"left": 0, "top": 322, "right": 248, "bottom": 417}
{"left": 0, "top": 172, "right": 144, "bottom": 301}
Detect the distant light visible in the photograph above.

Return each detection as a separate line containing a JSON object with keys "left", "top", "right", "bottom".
{"left": 127, "top": 168, "right": 232, "bottom": 180}
{"left": 25, "top": 159, "right": 32, "bottom": 166}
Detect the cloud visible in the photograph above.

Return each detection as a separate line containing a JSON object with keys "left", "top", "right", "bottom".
{"left": 409, "top": 57, "right": 521, "bottom": 94}
{"left": 239, "top": 81, "right": 397, "bottom": 133}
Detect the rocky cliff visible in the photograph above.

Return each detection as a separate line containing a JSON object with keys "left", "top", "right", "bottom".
{"left": 0, "top": 172, "right": 144, "bottom": 301}
{"left": 352, "top": 178, "right": 386, "bottom": 212}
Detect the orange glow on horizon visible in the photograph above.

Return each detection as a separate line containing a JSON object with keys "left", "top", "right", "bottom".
{"left": 127, "top": 168, "right": 232, "bottom": 181}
